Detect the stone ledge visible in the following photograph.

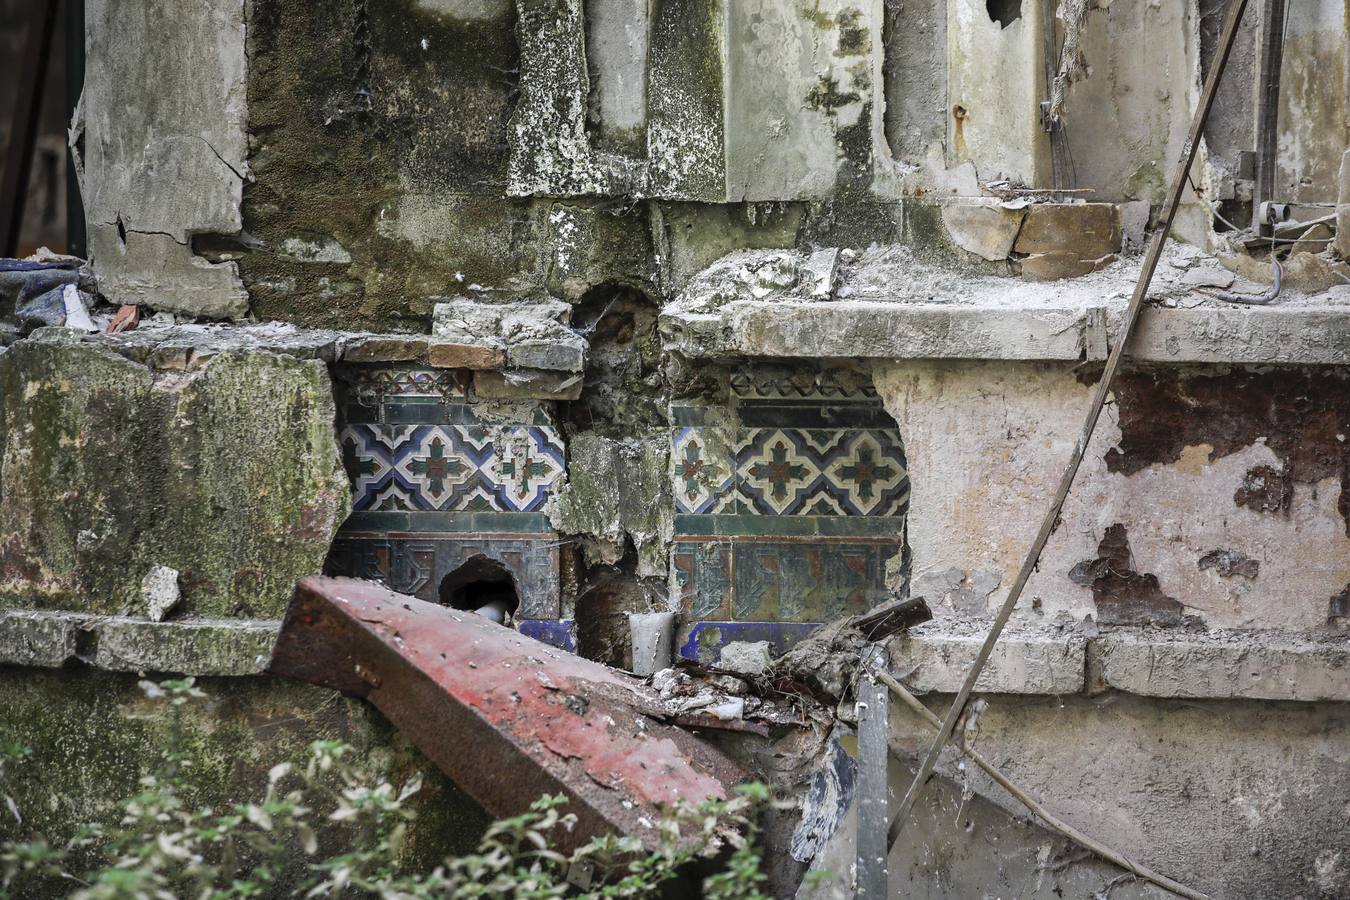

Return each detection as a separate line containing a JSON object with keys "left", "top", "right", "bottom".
{"left": 888, "top": 624, "right": 1350, "bottom": 703}
{"left": 662, "top": 300, "right": 1350, "bottom": 365}
{"left": 4, "top": 610, "right": 1347, "bottom": 703}
{"left": 888, "top": 626, "right": 1088, "bottom": 696}
{"left": 1087, "top": 630, "right": 1350, "bottom": 702}
{"left": 0, "top": 611, "right": 278, "bottom": 676}
{"left": 65, "top": 319, "right": 579, "bottom": 375}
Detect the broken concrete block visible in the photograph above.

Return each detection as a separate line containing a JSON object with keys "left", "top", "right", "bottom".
{"left": 1217, "top": 251, "right": 1276, "bottom": 285}
{"left": 0, "top": 609, "right": 81, "bottom": 668}
{"left": 801, "top": 248, "right": 842, "bottom": 297}
{"left": 95, "top": 617, "right": 277, "bottom": 676}
{"left": 1179, "top": 266, "right": 1236, "bottom": 289}
{"left": 89, "top": 228, "right": 249, "bottom": 319}
{"left": 342, "top": 335, "right": 429, "bottom": 363}
{"left": 940, "top": 203, "right": 1026, "bottom": 261}
{"left": 142, "top": 566, "right": 181, "bottom": 622}
{"left": 61, "top": 286, "right": 99, "bottom": 332}
{"left": 1116, "top": 200, "right": 1151, "bottom": 254}
{"left": 0, "top": 332, "right": 350, "bottom": 618}
{"left": 1020, "top": 251, "right": 1118, "bottom": 281}
{"left": 1014, "top": 204, "right": 1122, "bottom": 258}
{"left": 552, "top": 432, "right": 672, "bottom": 576}
{"left": 1282, "top": 252, "right": 1350, "bottom": 294}
{"left": 426, "top": 340, "right": 506, "bottom": 370}
{"left": 718, "top": 641, "right": 773, "bottom": 676}
{"left": 433, "top": 298, "right": 586, "bottom": 373}
{"left": 83, "top": 0, "right": 250, "bottom": 319}
{"left": 1338, "top": 150, "right": 1350, "bottom": 260}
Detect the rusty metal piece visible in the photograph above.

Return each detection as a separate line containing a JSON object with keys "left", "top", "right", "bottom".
{"left": 267, "top": 577, "right": 747, "bottom": 851}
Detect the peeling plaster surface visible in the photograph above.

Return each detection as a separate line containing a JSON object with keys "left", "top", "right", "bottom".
{"left": 1061, "top": 2, "right": 1199, "bottom": 207}
{"left": 874, "top": 360, "right": 1350, "bottom": 631}
{"left": 83, "top": 0, "right": 249, "bottom": 317}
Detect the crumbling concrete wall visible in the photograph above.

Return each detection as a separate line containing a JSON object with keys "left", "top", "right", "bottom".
{"left": 82, "top": 0, "right": 250, "bottom": 318}
{"left": 944, "top": 0, "right": 1047, "bottom": 185}
{"left": 69, "top": 0, "right": 1350, "bottom": 322}
{"left": 1275, "top": 0, "right": 1350, "bottom": 206}
{"left": 0, "top": 329, "right": 349, "bottom": 618}
{"left": 0, "top": 666, "right": 487, "bottom": 898}
{"left": 1059, "top": 3, "right": 1200, "bottom": 208}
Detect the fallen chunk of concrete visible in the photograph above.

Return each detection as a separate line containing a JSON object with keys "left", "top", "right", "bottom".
{"left": 142, "top": 566, "right": 181, "bottom": 622}
{"left": 719, "top": 640, "right": 773, "bottom": 675}
{"left": 433, "top": 297, "right": 587, "bottom": 373}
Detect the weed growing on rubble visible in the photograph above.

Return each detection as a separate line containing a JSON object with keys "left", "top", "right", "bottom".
{"left": 0, "top": 678, "right": 773, "bottom": 899}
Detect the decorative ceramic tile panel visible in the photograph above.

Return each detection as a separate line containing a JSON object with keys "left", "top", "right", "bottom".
{"left": 340, "top": 423, "right": 564, "bottom": 513}
{"left": 330, "top": 365, "right": 564, "bottom": 621}
{"left": 328, "top": 530, "right": 561, "bottom": 619}
{"left": 671, "top": 427, "right": 736, "bottom": 514}
{"left": 670, "top": 366, "right": 907, "bottom": 629}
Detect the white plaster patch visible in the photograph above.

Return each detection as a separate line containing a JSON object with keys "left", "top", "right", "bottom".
{"left": 415, "top": 0, "right": 510, "bottom": 21}
{"left": 280, "top": 237, "right": 352, "bottom": 265}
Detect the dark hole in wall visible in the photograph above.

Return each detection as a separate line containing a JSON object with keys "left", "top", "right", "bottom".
{"left": 573, "top": 537, "right": 656, "bottom": 669}
{"left": 439, "top": 555, "right": 519, "bottom": 619}
{"left": 560, "top": 283, "right": 667, "bottom": 437}
{"left": 986, "top": 0, "right": 1022, "bottom": 28}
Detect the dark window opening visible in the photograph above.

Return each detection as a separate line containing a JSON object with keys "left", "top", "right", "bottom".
{"left": 439, "top": 556, "right": 520, "bottom": 623}
{"left": 986, "top": 0, "right": 1022, "bottom": 28}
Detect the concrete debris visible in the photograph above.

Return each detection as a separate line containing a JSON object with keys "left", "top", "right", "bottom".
{"left": 717, "top": 640, "right": 774, "bottom": 675}
{"left": 107, "top": 304, "right": 140, "bottom": 334}
{"left": 141, "top": 566, "right": 182, "bottom": 622}
{"left": 432, "top": 297, "right": 587, "bottom": 373}
{"left": 648, "top": 665, "right": 810, "bottom": 729}
{"left": 941, "top": 202, "right": 1026, "bottom": 261}
{"left": 789, "top": 728, "right": 855, "bottom": 864}
{"left": 673, "top": 237, "right": 1343, "bottom": 320}
{"left": 61, "top": 285, "right": 98, "bottom": 332}
{"left": 1180, "top": 265, "right": 1236, "bottom": 289}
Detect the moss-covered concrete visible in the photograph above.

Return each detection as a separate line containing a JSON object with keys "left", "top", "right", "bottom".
{"left": 0, "top": 667, "right": 488, "bottom": 896}
{"left": 241, "top": 0, "right": 530, "bottom": 330}
{"left": 0, "top": 331, "right": 349, "bottom": 618}
{"left": 553, "top": 433, "right": 672, "bottom": 577}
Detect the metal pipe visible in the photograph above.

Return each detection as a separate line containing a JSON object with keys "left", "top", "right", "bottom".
{"left": 1250, "top": 0, "right": 1287, "bottom": 233}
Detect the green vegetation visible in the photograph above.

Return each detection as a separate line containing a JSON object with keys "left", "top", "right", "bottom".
{"left": 2, "top": 679, "right": 775, "bottom": 899}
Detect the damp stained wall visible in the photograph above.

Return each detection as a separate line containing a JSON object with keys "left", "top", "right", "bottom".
{"left": 874, "top": 360, "right": 1350, "bottom": 632}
